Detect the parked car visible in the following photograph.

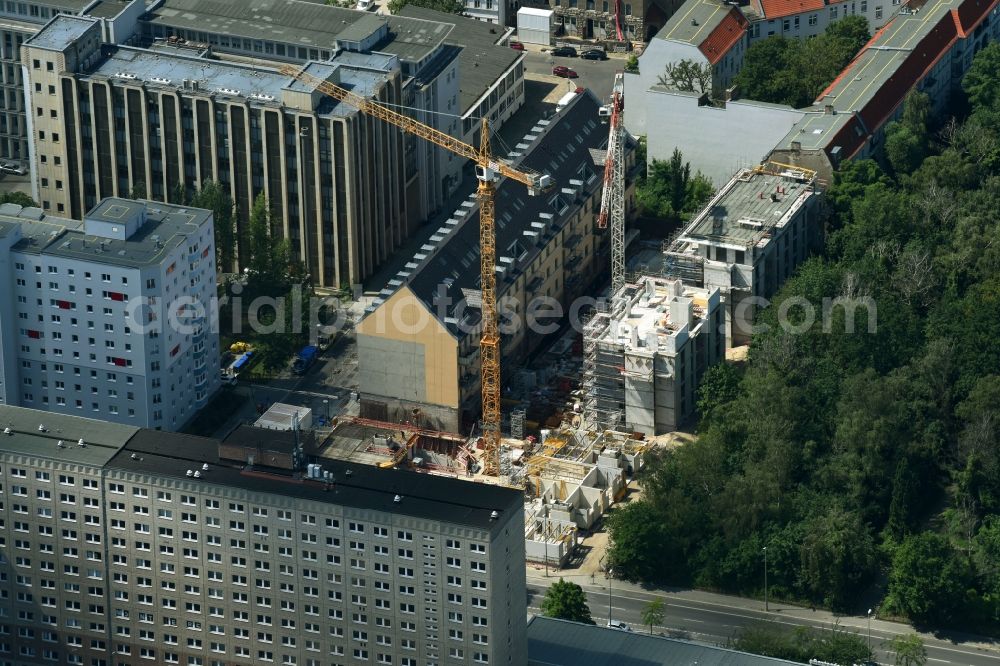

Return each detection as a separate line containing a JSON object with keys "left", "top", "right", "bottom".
{"left": 607, "top": 620, "right": 633, "bottom": 632}
{"left": 552, "top": 65, "right": 579, "bottom": 79}
{"left": 581, "top": 49, "right": 608, "bottom": 60}
{"left": 550, "top": 46, "right": 577, "bottom": 57}
{"left": 509, "top": 40, "right": 525, "bottom": 51}
{"left": 0, "top": 162, "right": 25, "bottom": 175}
{"left": 220, "top": 371, "right": 238, "bottom": 387}
{"left": 356, "top": 0, "right": 375, "bottom": 10}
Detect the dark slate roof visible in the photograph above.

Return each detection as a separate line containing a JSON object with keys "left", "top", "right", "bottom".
{"left": 108, "top": 428, "right": 522, "bottom": 532}
{"left": 527, "top": 616, "right": 807, "bottom": 666}
{"left": 367, "top": 90, "right": 609, "bottom": 337}
{"left": 397, "top": 5, "right": 521, "bottom": 116}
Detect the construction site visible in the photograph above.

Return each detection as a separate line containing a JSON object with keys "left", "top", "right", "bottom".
{"left": 302, "top": 382, "right": 659, "bottom": 569}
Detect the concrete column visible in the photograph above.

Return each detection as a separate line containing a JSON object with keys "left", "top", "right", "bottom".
{"left": 139, "top": 86, "right": 153, "bottom": 200}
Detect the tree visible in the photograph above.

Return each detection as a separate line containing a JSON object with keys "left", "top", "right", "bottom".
{"left": 733, "top": 17, "right": 869, "bottom": 107}
{"left": 0, "top": 191, "right": 38, "bottom": 207}
{"left": 888, "top": 633, "right": 928, "bottom": 666}
{"left": 640, "top": 598, "right": 665, "bottom": 634}
{"left": 962, "top": 41, "right": 1000, "bottom": 111}
{"left": 540, "top": 579, "right": 595, "bottom": 624}
{"left": 191, "top": 181, "right": 237, "bottom": 272}
{"left": 245, "top": 192, "right": 292, "bottom": 296}
{"left": 388, "top": 0, "right": 462, "bottom": 13}
{"left": 625, "top": 54, "right": 639, "bottom": 73}
{"left": 658, "top": 59, "right": 712, "bottom": 94}
{"left": 636, "top": 149, "right": 713, "bottom": 222}
{"left": 887, "top": 533, "right": 974, "bottom": 626}
{"left": 697, "top": 362, "right": 743, "bottom": 425}
{"left": 605, "top": 501, "right": 671, "bottom": 582}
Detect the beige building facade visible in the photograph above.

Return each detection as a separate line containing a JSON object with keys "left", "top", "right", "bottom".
{"left": 22, "top": 15, "right": 407, "bottom": 287}
{"left": 357, "top": 91, "right": 638, "bottom": 432}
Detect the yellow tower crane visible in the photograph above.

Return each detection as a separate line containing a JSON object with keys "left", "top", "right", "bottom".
{"left": 279, "top": 64, "right": 553, "bottom": 477}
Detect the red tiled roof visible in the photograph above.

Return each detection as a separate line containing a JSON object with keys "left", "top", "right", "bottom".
{"left": 758, "top": 0, "right": 825, "bottom": 20}
{"left": 698, "top": 9, "right": 749, "bottom": 65}
{"left": 822, "top": 0, "right": 997, "bottom": 160}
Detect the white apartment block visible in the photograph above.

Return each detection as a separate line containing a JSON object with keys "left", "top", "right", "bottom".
{"left": 745, "top": 0, "right": 902, "bottom": 41}
{"left": 663, "top": 163, "right": 821, "bottom": 346}
{"left": 0, "top": 403, "right": 527, "bottom": 666}
{"left": 0, "top": 197, "right": 220, "bottom": 430}
{"left": 583, "top": 276, "right": 724, "bottom": 435}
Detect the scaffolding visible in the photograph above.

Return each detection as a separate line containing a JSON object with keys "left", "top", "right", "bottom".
{"left": 510, "top": 409, "right": 526, "bottom": 440}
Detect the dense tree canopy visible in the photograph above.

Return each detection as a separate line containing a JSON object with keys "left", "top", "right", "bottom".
{"left": 606, "top": 44, "right": 1000, "bottom": 631}
{"left": 734, "top": 16, "right": 870, "bottom": 107}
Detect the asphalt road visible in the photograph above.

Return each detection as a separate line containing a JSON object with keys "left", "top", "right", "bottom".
{"left": 526, "top": 573, "right": 1000, "bottom": 666}
{"left": 521, "top": 48, "right": 624, "bottom": 102}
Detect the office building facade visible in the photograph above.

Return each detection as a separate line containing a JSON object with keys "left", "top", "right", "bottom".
{"left": 0, "top": 197, "right": 220, "bottom": 430}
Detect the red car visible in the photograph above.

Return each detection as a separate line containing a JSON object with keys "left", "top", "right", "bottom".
{"left": 509, "top": 41, "right": 525, "bottom": 51}
{"left": 552, "top": 65, "right": 579, "bottom": 79}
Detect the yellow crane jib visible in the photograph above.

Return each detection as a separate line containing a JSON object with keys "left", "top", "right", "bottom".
{"left": 279, "top": 63, "right": 554, "bottom": 477}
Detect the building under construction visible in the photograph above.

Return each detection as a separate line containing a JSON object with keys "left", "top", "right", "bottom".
{"left": 662, "top": 162, "right": 821, "bottom": 345}
{"left": 583, "top": 275, "right": 724, "bottom": 435}
{"left": 315, "top": 414, "right": 657, "bottom": 568}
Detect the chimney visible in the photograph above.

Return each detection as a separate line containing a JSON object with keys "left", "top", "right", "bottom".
{"left": 824, "top": 104, "right": 835, "bottom": 115}
{"left": 790, "top": 140, "right": 801, "bottom": 152}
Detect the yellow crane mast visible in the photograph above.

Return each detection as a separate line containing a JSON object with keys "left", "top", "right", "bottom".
{"left": 279, "top": 64, "right": 553, "bottom": 476}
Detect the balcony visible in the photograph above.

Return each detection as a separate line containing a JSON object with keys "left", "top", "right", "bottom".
{"left": 194, "top": 373, "right": 208, "bottom": 390}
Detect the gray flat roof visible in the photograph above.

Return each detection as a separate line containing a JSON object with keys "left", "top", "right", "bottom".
{"left": 0, "top": 405, "right": 138, "bottom": 468}
{"left": 23, "top": 13, "right": 95, "bottom": 50}
{"left": 147, "top": 0, "right": 452, "bottom": 63}
{"left": 110, "top": 428, "right": 524, "bottom": 532}
{"left": 84, "top": 46, "right": 382, "bottom": 118}
{"left": 6, "top": 198, "right": 213, "bottom": 269}
{"left": 399, "top": 5, "right": 522, "bottom": 115}
{"left": 683, "top": 170, "right": 811, "bottom": 246}
{"left": 85, "top": 0, "right": 131, "bottom": 18}
{"left": 655, "top": 0, "right": 732, "bottom": 45}
{"left": 527, "top": 616, "right": 806, "bottom": 666}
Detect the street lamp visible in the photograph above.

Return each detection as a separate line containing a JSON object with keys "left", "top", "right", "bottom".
{"left": 323, "top": 399, "right": 330, "bottom": 421}
{"left": 867, "top": 608, "right": 873, "bottom": 655}
{"left": 763, "top": 546, "right": 768, "bottom": 612}
{"left": 608, "top": 567, "right": 614, "bottom": 625}
{"left": 543, "top": 512, "right": 549, "bottom": 578}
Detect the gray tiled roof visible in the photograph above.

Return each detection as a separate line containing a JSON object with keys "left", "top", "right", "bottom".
{"left": 365, "top": 91, "right": 610, "bottom": 337}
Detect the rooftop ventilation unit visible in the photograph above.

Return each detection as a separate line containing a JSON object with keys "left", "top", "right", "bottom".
{"left": 202, "top": 463, "right": 209, "bottom": 471}
{"left": 217, "top": 87, "right": 241, "bottom": 96}
{"left": 394, "top": 495, "right": 402, "bottom": 503}
{"left": 250, "top": 92, "right": 275, "bottom": 101}
{"left": 38, "top": 424, "right": 47, "bottom": 432}
{"left": 114, "top": 72, "right": 136, "bottom": 80}
{"left": 150, "top": 76, "right": 171, "bottom": 84}
{"left": 57, "top": 440, "right": 64, "bottom": 448}
{"left": 2, "top": 427, "right": 10, "bottom": 435}
{"left": 77, "top": 438, "right": 85, "bottom": 447}
{"left": 186, "top": 470, "right": 194, "bottom": 477}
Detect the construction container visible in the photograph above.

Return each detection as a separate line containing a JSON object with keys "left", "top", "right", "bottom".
{"left": 517, "top": 7, "right": 553, "bottom": 46}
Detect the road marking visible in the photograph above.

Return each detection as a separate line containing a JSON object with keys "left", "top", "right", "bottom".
{"left": 530, "top": 584, "right": 1000, "bottom": 662}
